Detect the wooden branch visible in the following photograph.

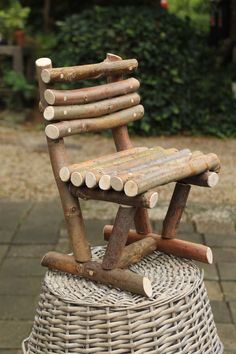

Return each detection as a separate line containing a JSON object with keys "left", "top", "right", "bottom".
{"left": 86, "top": 146, "right": 167, "bottom": 189}
{"left": 104, "top": 226, "right": 213, "bottom": 264}
{"left": 41, "top": 252, "right": 152, "bottom": 297}
{"left": 134, "top": 208, "right": 152, "bottom": 234}
{"left": 41, "top": 58, "right": 138, "bottom": 83}
{"left": 43, "top": 93, "right": 140, "bottom": 121}
{"left": 69, "top": 185, "right": 158, "bottom": 209}
{"left": 110, "top": 148, "right": 190, "bottom": 192}
{"left": 44, "top": 77, "right": 140, "bottom": 105}
{"left": 102, "top": 206, "right": 137, "bottom": 270}
{"left": 124, "top": 153, "right": 221, "bottom": 197}
{"left": 59, "top": 146, "right": 147, "bottom": 182}
{"left": 181, "top": 171, "right": 219, "bottom": 188}
{"left": 162, "top": 182, "right": 191, "bottom": 239}
{"left": 45, "top": 105, "right": 144, "bottom": 139}
{"left": 36, "top": 57, "right": 91, "bottom": 263}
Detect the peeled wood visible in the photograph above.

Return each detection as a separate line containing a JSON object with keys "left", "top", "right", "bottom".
{"left": 43, "top": 93, "right": 140, "bottom": 121}
{"left": 104, "top": 226, "right": 213, "bottom": 264}
{"left": 181, "top": 171, "right": 219, "bottom": 188}
{"left": 41, "top": 251, "right": 152, "bottom": 297}
{"left": 36, "top": 57, "right": 91, "bottom": 263}
{"left": 111, "top": 149, "right": 190, "bottom": 192}
{"left": 60, "top": 147, "right": 147, "bottom": 182}
{"left": 41, "top": 58, "right": 138, "bottom": 83}
{"left": 45, "top": 105, "right": 144, "bottom": 139}
{"left": 162, "top": 182, "right": 191, "bottom": 239}
{"left": 70, "top": 185, "right": 158, "bottom": 209}
{"left": 44, "top": 77, "right": 140, "bottom": 105}
{"left": 124, "top": 153, "right": 221, "bottom": 197}
{"left": 102, "top": 206, "right": 137, "bottom": 270}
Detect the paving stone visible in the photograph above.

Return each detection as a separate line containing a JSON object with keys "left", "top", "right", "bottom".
{"left": 7, "top": 244, "right": 54, "bottom": 258}
{"left": 216, "top": 323, "right": 236, "bottom": 350}
{"left": 0, "top": 258, "right": 45, "bottom": 277}
{"left": 0, "top": 230, "right": 14, "bottom": 244}
{"left": 205, "top": 281, "right": 223, "bottom": 301}
{"left": 85, "top": 219, "right": 111, "bottom": 246}
{"left": 211, "top": 248, "right": 236, "bottom": 263}
{"left": 211, "top": 301, "right": 232, "bottom": 323}
{"left": 55, "top": 238, "right": 71, "bottom": 253}
{"left": 179, "top": 232, "right": 203, "bottom": 243}
{"left": 229, "top": 301, "right": 236, "bottom": 324}
{"left": 195, "top": 262, "right": 219, "bottom": 280}
{"left": 13, "top": 201, "right": 62, "bottom": 244}
{"left": 218, "top": 263, "right": 236, "bottom": 280}
{"left": 0, "top": 295, "right": 37, "bottom": 320}
{"left": 193, "top": 210, "right": 235, "bottom": 235}
{"left": 0, "top": 276, "right": 42, "bottom": 295}
{"left": 222, "top": 282, "right": 236, "bottom": 301}
{"left": 0, "top": 201, "right": 32, "bottom": 233}
{"left": 0, "top": 245, "right": 8, "bottom": 262}
{"left": 0, "top": 320, "right": 32, "bottom": 348}
{"left": 0, "top": 351, "right": 22, "bottom": 354}
{"left": 205, "top": 233, "right": 236, "bottom": 247}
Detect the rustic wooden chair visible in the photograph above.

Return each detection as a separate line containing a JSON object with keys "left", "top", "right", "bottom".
{"left": 36, "top": 53, "right": 220, "bottom": 297}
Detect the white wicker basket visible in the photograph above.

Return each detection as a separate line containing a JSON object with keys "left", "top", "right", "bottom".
{"left": 23, "top": 247, "right": 223, "bottom": 354}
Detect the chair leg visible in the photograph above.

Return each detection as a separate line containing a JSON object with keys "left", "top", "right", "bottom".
{"left": 102, "top": 205, "right": 136, "bottom": 270}
{"left": 134, "top": 208, "right": 152, "bottom": 234}
{"left": 162, "top": 182, "right": 191, "bottom": 239}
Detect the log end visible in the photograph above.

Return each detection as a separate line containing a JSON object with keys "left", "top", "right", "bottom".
{"left": 124, "top": 180, "right": 139, "bottom": 197}
{"left": 71, "top": 171, "right": 84, "bottom": 187}
{"left": 150, "top": 192, "right": 159, "bottom": 208}
{"left": 44, "top": 89, "right": 56, "bottom": 105}
{"left": 143, "top": 277, "right": 153, "bottom": 297}
{"left": 207, "top": 247, "right": 213, "bottom": 264}
{"left": 45, "top": 124, "right": 60, "bottom": 139}
{"left": 111, "top": 176, "right": 124, "bottom": 191}
{"left": 41, "top": 68, "right": 51, "bottom": 83}
{"left": 35, "top": 57, "right": 52, "bottom": 68}
{"left": 85, "top": 172, "right": 97, "bottom": 188}
{"left": 208, "top": 172, "right": 219, "bottom": 187}
{"left": 106, "top": 53, "right": 122, "bottom": 61}
{"left": 59, "top": 166, "right": 70, "bottom": 182}
{"left": 99, "top": 175, "right": 111, "bottom": 190}
{"left": 44, "top": 106, "right": 55, "bottom": 120}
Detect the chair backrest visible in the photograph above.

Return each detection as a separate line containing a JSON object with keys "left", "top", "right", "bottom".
{"left": 37, "top": 53, "right": 144, "bottom": 147}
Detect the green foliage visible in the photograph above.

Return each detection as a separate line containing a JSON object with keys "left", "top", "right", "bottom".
{"left": 0, "top": 0, "right": 30, "bottom": 42}
{"left": 2, "top": 70, "right": 34, "bottom": 111}
{"left": 53, "top": 5, "right": 236, "bottom": 137}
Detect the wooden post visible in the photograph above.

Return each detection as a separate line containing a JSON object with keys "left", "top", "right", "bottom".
{"left": 106, "top": 53, "right": 152, "bottom": 234}
{"left": 162, "top": 182, "right": 191, "bottom": 239}
{"left": 102, "top": 206, "right": 137, "bottom": 270}
{"left": 36, "top": 58, "right": 91, "bottom": 262}
{"left": 104, "top": 226, "right": 213, "bottom": 264}
{"left": 41, "top": 252, "right": 152, "bottom": 297}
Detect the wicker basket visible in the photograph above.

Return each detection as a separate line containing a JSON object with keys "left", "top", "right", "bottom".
{"left": 23, "top": 247, "right": 223, "bottom": 354}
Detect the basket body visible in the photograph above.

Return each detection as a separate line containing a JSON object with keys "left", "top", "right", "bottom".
{"left": 23, "top": 248, "right": 223, "bottom": 354}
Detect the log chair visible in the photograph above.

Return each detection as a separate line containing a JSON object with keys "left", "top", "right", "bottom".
{"left": 36, "top": 53, "right": 221, "bottom": 297}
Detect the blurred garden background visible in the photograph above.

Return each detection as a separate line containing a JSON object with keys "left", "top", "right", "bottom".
{"left": 1, "top": 1, "right": 236, "bottom": 352}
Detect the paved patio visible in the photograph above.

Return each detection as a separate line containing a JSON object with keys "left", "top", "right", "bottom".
{"left": 0, "top": 199, "right": 236, "bottom": 353}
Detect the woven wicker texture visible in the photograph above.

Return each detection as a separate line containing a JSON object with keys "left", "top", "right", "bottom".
{"left": 23, "top": 248, "right": 223, "bottom": 353}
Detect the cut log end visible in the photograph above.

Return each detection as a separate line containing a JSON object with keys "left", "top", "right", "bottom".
{"left": 207, "top": 247, "right": 213, "bottom": 264}
{"left": 143, "top": 277, "right": 153, "bottom": 298}
{"left": 59, "top": 167, "right": 70, "bottom": 182}
{"left": 71, "top": 171, "right": 84, "bottom": 187}
{"left": 150, "top": 192, "right": 159, "bottom": 208}
{"left": 44, "top": 89, "right": 56, "bottom": 105}
{"left": 45, "top": 124, "right": 60, "bottom": 139}
{"left": 44, "top": 106, "right": 55, "bottom": 120}
{"left": 41, "top": 68, "right": 51, "bottom": 83}
{"left": 124, "top": 180, "right": 139, "bottom": 197}
{"left": 35, "top": 57, "right": 52, "bottom": 68}
{"left": 111, "top": 176, "right": 124, "bottom": 191}
{"left": 99, "top": 175, "right": 111, "bottom": 190}
{"left": 208, "top": 172, "right": 219, "bottom": 187}
{"left": 85, "top": 172, "right": 97, "bottom": 188}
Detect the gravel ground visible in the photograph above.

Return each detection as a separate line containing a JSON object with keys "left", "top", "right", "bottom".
{"left": 0, "top": 124, "right": 235, "bottom": 207}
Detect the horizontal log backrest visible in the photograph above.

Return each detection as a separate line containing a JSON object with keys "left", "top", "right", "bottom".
{"left": 37, "top": 53, "right": 144, "bottom": 140}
